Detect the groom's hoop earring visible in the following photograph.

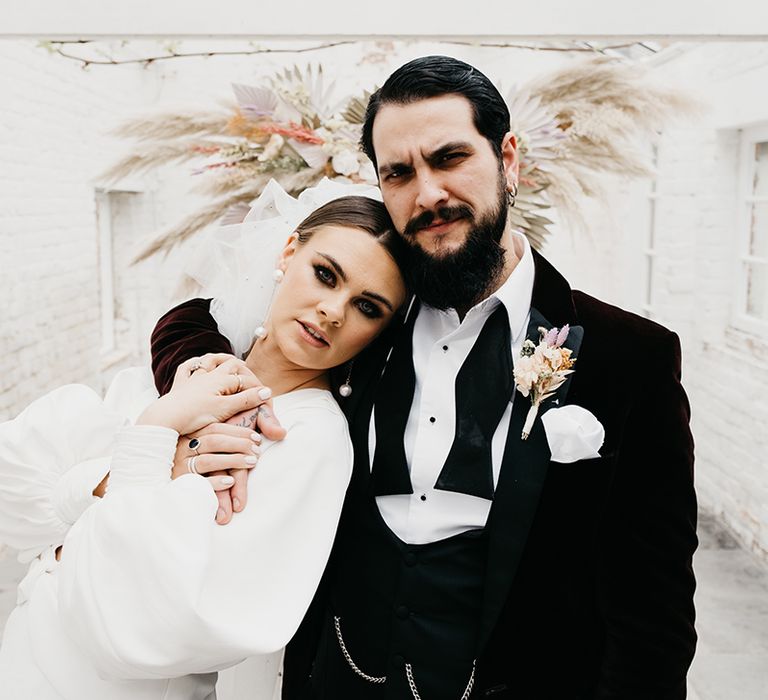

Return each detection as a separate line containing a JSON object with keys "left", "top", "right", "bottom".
{"left": 339, "top": 362, "right": 354, "bottom": 398}
{"left": 507, "top": 181, "right": 518, "bottom": 208}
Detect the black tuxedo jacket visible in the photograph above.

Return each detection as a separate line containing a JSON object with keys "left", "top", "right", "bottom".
{"left": 151, "top": 251, "right": 697, "bottom": 700}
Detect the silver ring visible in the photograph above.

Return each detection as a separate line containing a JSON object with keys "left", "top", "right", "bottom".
{"left": 235, "top": 374, "right": 243, "bottom": 392}
{"left": 187, "top": 455, "right": 200, "bottom": 475}
{"left": 190, "top": 360, "right": 204, "bottom": 374}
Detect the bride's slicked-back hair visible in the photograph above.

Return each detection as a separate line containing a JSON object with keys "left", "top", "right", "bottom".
{"left": 294, "top": 195, "right": 410, "bottom": 288}
{"left": 360, "top": 55, "right": 510, "bottom": 170}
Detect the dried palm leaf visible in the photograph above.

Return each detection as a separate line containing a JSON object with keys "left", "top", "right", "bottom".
{"left": 231, "top": 84, "right": 279, "bottom": 117}
{"left": 343, "top": 93, "right": 372, "bottom": 125}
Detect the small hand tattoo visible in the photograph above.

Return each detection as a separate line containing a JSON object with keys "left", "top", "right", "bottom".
{"left": 236, "top": 410, "right": 259, "bottom": 429}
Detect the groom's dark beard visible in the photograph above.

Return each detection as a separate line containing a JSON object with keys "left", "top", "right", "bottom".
{"left": 402, "top": 191, "right": 508, "bottom": 312}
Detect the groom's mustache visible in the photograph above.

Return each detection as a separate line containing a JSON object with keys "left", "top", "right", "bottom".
{"left": 403, "top": 204, "right": 474, "bottom": 238}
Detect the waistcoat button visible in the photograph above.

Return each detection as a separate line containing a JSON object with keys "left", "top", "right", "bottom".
{"left": 396, "top": 605, "right": 410, "bottom": 620}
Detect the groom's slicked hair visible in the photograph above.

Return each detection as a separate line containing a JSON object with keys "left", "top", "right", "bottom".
{"left": 360, "top": 55, "right": 511, "bottom": 171}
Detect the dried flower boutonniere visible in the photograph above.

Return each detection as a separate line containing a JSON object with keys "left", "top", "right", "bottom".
{"left": 513, "top": 325, "right": 576, "bottom": 440}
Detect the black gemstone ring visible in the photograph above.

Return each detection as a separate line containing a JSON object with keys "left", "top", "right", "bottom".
{"left": 188, "top": 438, "right": 201, "bottom": 455}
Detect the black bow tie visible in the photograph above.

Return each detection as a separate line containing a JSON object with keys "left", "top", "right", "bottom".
{"left": 435, "top": 304, "right": 513, "bottom": 499}
{"left": 370, "top": 303, "right": 514, "bottom": 501}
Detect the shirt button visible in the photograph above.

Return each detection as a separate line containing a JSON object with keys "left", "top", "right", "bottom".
{"left": 396, "top": 605, "right": 410, "bottom": 620}
{"left": 429, "top": 416, "right": 436, "bottom": 423}
{"left": 420, "top": 494, "right": 427, "bottom": 502}
{"left": 442, "top": 345, "right": 448, "bottom": 352}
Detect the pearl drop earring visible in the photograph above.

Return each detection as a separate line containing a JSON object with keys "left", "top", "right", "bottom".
{"left": 253, "top": 268, "right": 284, "bottom": 341}
{"left": 339, "top": 362, "right": 354, "bottom": 397}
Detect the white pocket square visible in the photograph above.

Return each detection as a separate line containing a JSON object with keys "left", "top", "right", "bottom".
{"left": 540, "top": 405, "right": 604, "bottom": 463}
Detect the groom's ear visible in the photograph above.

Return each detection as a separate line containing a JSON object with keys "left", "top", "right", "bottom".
{"left": 277, "top": 233, "right": 299, "bottom": 271}
{"left": 501, "top": 132, "right": 520, "bottom": 187}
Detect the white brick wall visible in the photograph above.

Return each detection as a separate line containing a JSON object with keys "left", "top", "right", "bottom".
{"left": 544, "top": 43, "right": 768, "bottom": 561}
{"left": 0, "top": 41, "right": 159, "bottom": 419}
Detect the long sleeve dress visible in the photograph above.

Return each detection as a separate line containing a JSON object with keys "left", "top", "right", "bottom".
{"left": 0, "top": 367, "right": 353, "bottom": 700}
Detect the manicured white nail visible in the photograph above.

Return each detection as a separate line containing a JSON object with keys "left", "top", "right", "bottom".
{"left": 250, "top": 432, "right": 261, "bottom": 443}
{"left": 220, "top": 476, "right": 235, "bottom": 486}
{"left": 258, "top": 387, "right": 272, "bottom": 400}
{"left": 251, "top": 444, "right": 262, "bottom": 455}
{"left": 245, "top": 455, "right": 259, "bottom": 464}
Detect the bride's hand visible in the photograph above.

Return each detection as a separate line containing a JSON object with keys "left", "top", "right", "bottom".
{"left": 137, "top": 355, "right": 270, "bottom": 435}
{"left": 171, "top": 423, "right": 262, "bottom": 524}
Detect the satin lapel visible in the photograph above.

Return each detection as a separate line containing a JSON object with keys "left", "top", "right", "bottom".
{"left": 477, "top": 255, "right": 584, "bottom": 653}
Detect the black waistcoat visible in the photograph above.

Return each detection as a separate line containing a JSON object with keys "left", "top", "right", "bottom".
{"left": 309, "top": 494, "right": 487, "bottom": 699}
{"left": 307, "top": 307, "right": 490, "bottom": 699}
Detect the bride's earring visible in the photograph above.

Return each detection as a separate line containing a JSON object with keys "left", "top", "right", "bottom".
{"left": 339, "top": 362, "right": 354, "bottom": 398}
{"left": 253, "top": 268, "right": 284, "bottom": 341}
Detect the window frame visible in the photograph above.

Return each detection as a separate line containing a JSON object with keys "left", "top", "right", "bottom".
{"left": 640, "top": 144, "right": 660, "bottom": 320}
{"left": 733, "top": 124, "right": 768, "bottom": 336}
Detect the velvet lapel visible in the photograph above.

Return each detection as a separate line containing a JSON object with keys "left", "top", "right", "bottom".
{"left": 477, "top": 251, "right": 583, "bottom": 653}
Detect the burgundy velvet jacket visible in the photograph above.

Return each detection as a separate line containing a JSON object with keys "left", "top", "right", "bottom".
{"left": 150, "top": 251, "right": 697, "bottom": 700}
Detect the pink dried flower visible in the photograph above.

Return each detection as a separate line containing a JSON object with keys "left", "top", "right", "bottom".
{"left": 543, "top": 327, "right": 559, "bottom": 346}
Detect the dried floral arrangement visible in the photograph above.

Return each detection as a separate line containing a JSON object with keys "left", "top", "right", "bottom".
{"left": 100, "top": 57, "right": 695, "bottom": 262}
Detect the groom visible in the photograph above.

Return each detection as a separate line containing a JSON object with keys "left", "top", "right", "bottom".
{"left": 151, "top": 56, "right": 697, "bottom": 699}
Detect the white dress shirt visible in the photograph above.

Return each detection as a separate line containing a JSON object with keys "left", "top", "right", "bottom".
{"left": 372, "top": 232, "right": 535, "bottom": 545}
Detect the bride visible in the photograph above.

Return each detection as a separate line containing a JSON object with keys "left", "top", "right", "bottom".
{"left": 0, "top": 181, "right": 409, "bottom": 699}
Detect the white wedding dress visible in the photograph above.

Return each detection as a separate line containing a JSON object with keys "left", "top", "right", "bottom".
{"left": 0, "top": 367, "right": 353, "bottom": 700}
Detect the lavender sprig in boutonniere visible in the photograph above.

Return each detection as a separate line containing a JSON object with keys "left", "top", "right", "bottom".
{"left": 514, "top": 325, "right": 576, "bottom": 440}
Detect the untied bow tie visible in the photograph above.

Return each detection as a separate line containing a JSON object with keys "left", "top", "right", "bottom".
{"left": 370, "top": 303, "right": 514, "bottom": 501}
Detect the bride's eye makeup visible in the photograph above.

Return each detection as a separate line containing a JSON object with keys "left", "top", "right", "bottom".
{"left": 314, "top": 264, "right": 336, "bottom": 286}
{"left": 312, "top": 252, "right": 394, "bottom": 321}
{"left": 355, "top": 298, "right": 383, "bottom": 319}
